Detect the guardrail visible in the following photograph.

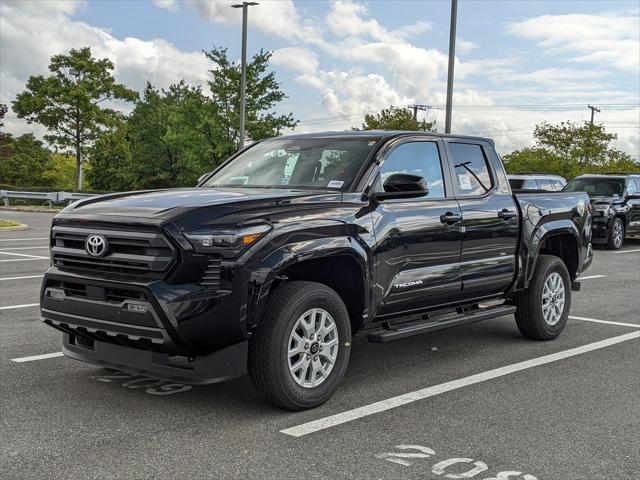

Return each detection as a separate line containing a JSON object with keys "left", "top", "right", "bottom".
{"left": 0, "top": 190, "right": 97, "bottom": 208}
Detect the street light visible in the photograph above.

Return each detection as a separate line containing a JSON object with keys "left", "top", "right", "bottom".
{"left": 67, "top": 67, "right": 85, "bottom": 191}
{"left": 231, "top": 1, "right": 259, "bottom": 150}
{"left": 444, "top": 0, "right": 458, "bottom": 134}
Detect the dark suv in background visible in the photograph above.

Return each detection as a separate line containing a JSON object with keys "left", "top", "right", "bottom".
{"left": 564, "top": 173, "right": 640, "bottom": 249}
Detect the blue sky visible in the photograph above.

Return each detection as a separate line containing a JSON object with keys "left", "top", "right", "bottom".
{"left": 1, "top": 0, "right": 638, "bottom": 156}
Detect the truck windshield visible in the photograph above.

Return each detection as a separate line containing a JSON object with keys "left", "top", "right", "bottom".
{"left": 563, "top": 178, "right": 625, "bottom": 197}
{"left": 202, "top": 138, "right": 380, "bottom": 190}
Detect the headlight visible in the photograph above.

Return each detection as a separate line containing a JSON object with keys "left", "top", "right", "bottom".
{"left": 593, "top": 205, "right": 610, "bottom": 215}
{"left": 184, "top": 224, "right": 271, "bottom": 253}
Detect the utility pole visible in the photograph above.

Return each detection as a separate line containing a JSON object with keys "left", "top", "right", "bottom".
{"left": 588, "top": 104, "right": 601, "bottom": 125}
{"left": 408, "top": 104, "right": 431, "bottom": 121}
{"left": 444, "top": 0, "right": 458, "bottom": 134}
{"left": 231, "top": 2, "right": 259, "bottom": 150}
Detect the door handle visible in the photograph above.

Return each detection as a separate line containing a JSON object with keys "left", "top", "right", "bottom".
{"left": 440, "top": 212, "right": 462, "bottom": 224}
{"left": 498, "top": 209, "right": 517, "bottom": 220}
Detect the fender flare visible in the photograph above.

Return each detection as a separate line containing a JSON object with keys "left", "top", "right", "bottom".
{"left": 246, "top": 236, "right": 371, "bottom": 329}
{"left": 519, "top": 218, "right": 581, "bottom": 290}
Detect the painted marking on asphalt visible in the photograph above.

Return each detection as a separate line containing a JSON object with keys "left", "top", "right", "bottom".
{"left": 0, "top": 246, "right": 49, "bottom": 250}
{"left": 614, "top": 248, "right": 640, "bottom": 254}
{"left": 0, "top": 257, "right": 50, "bottom": 263}
{"left": 576, "top": 275, "right": 605, "bottom": 280}
{"left": 0, "top": 275, "right": 44, "bottom": 281}
{"left": 0, "top": 237, "right": 48, "bottom": 242}
{"left": 280, "top": 330, "right": 640, "bottom": 437}
{"left": 570, "top": 315, "right": 640, "bottom": 328}
{"left": 0, "top": 251, "right": 48, "bottom": 259}
{"left": 0, "top": 303, "right": 39, "bottom": 310}
{"left": 11, "top": 352, "right": 63, "bottom": 363}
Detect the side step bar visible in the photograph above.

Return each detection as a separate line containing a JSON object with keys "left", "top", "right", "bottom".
{"left": 368, "top": 304, "right": 517, "bottom": 343}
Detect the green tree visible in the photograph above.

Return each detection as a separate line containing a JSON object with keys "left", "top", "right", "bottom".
{"left": 357, "top": 106, "right": 436, "bottom": 131}
{"left": 503, "top": 121, "right": 639, "bottom": 179}
{"left": 12, "top": 47, "right": 137, "bottom": 189}
{"left": 0, "top": 103, "right": 7, "bottom": 129}
{"left": 204, "top": 47, "right": 298, "bottom": 163}
{"left": 125, "top": 82, "right": 213, "bottom": 189}
{"left": 42, "top": 154, "right": 79, "bottom": 190}
{"left": 0, "top": 133, "right": 53, "bottom": 186}
{"left": 87, "top": 121, "right": 132, "bottom": 191}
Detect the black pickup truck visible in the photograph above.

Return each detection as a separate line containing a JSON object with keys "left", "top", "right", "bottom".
{"left": 41, "top": 131, "right": 593, "bottom": 410}
{"left": 563, "top": 173, "right": 640, "bottom": 249}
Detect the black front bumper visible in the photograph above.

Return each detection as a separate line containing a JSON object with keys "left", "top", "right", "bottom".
{"left": 41, "top": 266, "right": 251, "bottom": 383}
{"left": 63, "top": 334, "right": 247, "bottom": 384}
{"left": 591, "top": 218, "right": 611, "bottom": 244}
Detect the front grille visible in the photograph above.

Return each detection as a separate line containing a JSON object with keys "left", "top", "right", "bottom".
{"left": 200, "top": 255, "right": 222, "bottom": 290}
{"left": 51, "top": 225, "right": 175, "bottom": 278}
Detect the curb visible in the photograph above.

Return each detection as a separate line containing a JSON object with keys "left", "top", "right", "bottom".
{"left": 0, "top": 206, "right": 61, "bottom": 214}
{"left": 0, "top": 223, "right": 29, "bottom": 231}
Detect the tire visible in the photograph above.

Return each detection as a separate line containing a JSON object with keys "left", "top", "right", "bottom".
{"left": 607, "top": 217, "right": 624, "bottom": 250}
{"left": 515, "top": 255, "right": 572, "bottom": 341}
{"left": 248, "top": 281, "right": 351, "bottom": 411}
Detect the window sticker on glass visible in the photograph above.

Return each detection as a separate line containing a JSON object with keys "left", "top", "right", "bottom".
{"left": 327, "top": 180, "right": 344, "bottom": 189}
{"left": 458, "top": 173, "right": 472, "bottom": 190}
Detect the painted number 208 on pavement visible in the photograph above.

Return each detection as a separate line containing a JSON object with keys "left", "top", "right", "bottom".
{"left": 376, "top": 444, "right": 537, "bottom": 479}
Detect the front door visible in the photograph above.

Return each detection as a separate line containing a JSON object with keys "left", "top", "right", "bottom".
{"left": 444, "top": 140, "right": 519, "bottom": 299}
{"left": 370, "top": 139, "right": 463, "bottom": 318}
{"left": 626, "top": 178, "right": 640, "bottom": 235}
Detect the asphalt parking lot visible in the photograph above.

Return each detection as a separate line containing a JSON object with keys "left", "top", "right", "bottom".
{"left": 1, "top": 209, "right": 638, "bottom": 480}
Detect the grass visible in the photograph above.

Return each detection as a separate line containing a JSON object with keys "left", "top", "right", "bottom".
{"left": 0, "top": 219, "right": 22, "bottom": 228}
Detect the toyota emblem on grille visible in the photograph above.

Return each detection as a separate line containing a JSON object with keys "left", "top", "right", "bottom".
{"left": 85, "top": 235, "right": 107, "bottom": 257}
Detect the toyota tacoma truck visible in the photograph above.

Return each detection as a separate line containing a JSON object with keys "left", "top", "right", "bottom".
{"left": 563, "top": 173, "right": 640, "bottom": 249}
{"left": 41, "top": 131, "right": 593, "bottom": 410}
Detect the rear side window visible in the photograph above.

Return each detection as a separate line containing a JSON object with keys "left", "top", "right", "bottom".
{"left": 449, "top": 143, "right": 493, "bottom": 196}
{"left": 536, "top": 179, "right": 553, "bottom": 191}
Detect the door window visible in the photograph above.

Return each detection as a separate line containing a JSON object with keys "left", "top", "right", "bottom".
{"left": 449, "top": 143, "right": 493, "bottom": 196}
{"left": 379, "top": 141, "right": 445, "bottom": 198}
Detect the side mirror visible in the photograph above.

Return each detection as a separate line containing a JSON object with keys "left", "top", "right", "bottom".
{"left": 197, "top": 172, "right": 211, "bottom": 185}
{"left": 373, "top": 173, "right": 429, "bottom": 201}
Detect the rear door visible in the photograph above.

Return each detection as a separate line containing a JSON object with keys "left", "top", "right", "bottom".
{"left": 444, "top": 140, "right": 519, "bottom": 299}
{"left": 370, "top": 138, "right": 462, "bottom": 317}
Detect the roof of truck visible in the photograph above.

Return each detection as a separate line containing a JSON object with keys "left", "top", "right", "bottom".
{"left": 276, "top": 130, "right": 495, "bottom": 146}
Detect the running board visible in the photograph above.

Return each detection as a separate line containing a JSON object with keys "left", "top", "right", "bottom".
{"left": 367, "top": 304, "right": 517, "bottom": 343}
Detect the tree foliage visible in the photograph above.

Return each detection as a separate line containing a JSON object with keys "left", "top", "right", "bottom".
{"left": 12, "top": 47, "right": 137, "bottom": 189}
{"left": 503, "top": 121, "right": 639, "bottom": 179}
{"left": 204, "top": 47, "right": 298, "bottom": 163}
{"left": 358, "top": 106, "right": 436, "bottom": 132}
{"left": 0, "top": 133, "right": 52, "bottom": 187}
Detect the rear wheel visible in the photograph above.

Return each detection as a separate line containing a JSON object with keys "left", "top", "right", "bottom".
{"left": 248, "top": 281, "right": 351, "bottom": 411}
{"left": 515, "top": 255, "right": 571, "bottom": 340}
{"left": 607, "top": 217, "right": 624, "bottom": 250}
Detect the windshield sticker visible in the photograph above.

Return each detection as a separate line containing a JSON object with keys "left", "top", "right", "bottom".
{"left": 458, "top": 174, "right": 472, "bottom": 190}
{"left": 327, "top": 180, "right": 344, "bottom": 188}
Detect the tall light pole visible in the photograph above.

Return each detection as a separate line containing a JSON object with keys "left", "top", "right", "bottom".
{"left": 68, "top": 67, "right": 84, "bottom": 190}
{"left": 231, "top": 2, "right": 259, "bottom": 150}
{"left": 444, "top": 0, "right": 458, "bottom": 134}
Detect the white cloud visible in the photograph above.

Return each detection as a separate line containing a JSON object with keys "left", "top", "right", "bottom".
{"left": 271, "top": 47, "right": 319, "bottom": 73}
{"left": 0, "top": 0, "right": 210, "bottom": 136}
{"left": 152, "top": 0, "right": 178, "bottom": 13}
{"left": 507, "top": 12, "right": 640, "bottom": 73}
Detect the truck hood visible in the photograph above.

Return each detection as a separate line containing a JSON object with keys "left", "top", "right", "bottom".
{"left": 61, "top": 187, "right": 341, "bottom": 220}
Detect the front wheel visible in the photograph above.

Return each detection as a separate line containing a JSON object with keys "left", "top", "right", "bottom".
{"left": 249, "top": 281, "right": 351, "bottom": 411}
{"left": 515, "top": 255, "right": 572, "bottom": 340}
{"left": 607, "top": 217, "right": 624, "bottom": 250}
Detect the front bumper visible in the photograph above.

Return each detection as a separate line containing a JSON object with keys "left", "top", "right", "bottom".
{"left": 591, "top": 218, "right": 612, "bottom": 244}
{"left": 63, "top": 334, "right": 247, "bottom": 384}
{"left": 41, "top": 265, "right": 251, "bottom": 361}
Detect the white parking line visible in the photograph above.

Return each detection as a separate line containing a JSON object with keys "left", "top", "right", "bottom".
{"left": 614, "top": 248, "right": 640, "bottom": 254}
{"left": 569, "top": 315, "right": 640, "bottom": 328}
{"left": 0, "top": 303, "right": 39, "bottom": 310}
{"left": 0, "top": 246, "right": 49, "bottom": 250}
{"left": 0, "top": 275, "right": 44, "bottom": 281}
{"left": 576, "top": 275, "right": 605, "bottom": 280}
{"left": 280, "top": 330, "right": 640, "bottom": 437}
{"left": 0, "top": 237, "right": 49, "bottom": 242}
{"left": 11, "top": 352, "right": 64, "bottom": 363}
{"left": 0, "top": 257, "right": 50, "bottom": 263}
{"left": 0, "top": 251, "right": 49, "bottom": 259}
